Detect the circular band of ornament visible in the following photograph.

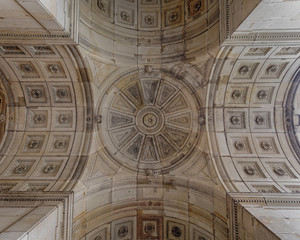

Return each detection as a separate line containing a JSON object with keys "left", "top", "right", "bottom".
{"left": 0, "top": 70, "right": 14, "bottom": 149}
{"left": 285, "top": 68, "right": 300, "bottom": 162}
{"left": 98, "top": 71, "right": 200, "bottom": 172}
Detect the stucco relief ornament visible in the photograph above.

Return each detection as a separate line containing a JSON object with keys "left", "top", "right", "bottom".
{"left": 99, "top": 72, "right": 200, "bottom": 172}
{"left": 145, "top": 15, "right": 154, "bottom": 25}
{"left": 274, "top": 167, "right": 286, "bottom": 176}
{"left": 120, "top": 11, "right": 130, "bottom": 22}
{"left": 28, "top": 140, "right": 40, "bottom": 149}
{"left": 261, "top": 141, "right": 272, "bottom": 150}
{"left": 34, "top": 46, "right": 49, "bottom": 51}
{"left": 31, "top": 89, "right": 43, "bottom": 98}
{"left": 118, "top": 226, "right": 129, "bottom": 237}
{"left": 168, "top": 12, "right": 178, "bottom": 22}
{"left": 34, "top": 114, "right": 45, "bottom": 124}
{"left": 230, "top": 116, "right": 240, "bottom": 125}
{"left": 97, "top": 0, "right": 105, "bottom": 11}
{"left": 172, "top": 226, "right": 181, "bottom": 237}
{"left": 95, "top": 115, "right": 102, "bottom": 124}
{"left": 44, "top": 165, "right": 56, "bottom": 174}
{"left": 255, "top": 115, "right": 265, "bottom": 125}
{"left": 144, "top": 65, "right": 153, "bottom": 73}
{"left": 14, "top": 165, "right": 28, "bottom": 174}
{"left": 244, "top": 166, "right": 255, "bottom": 175}
{"left": 144, "top": 223, "right": 155, "bottom": 234}
{"left": 238, "top": 65, "right": 250, "bottom": 75}
{"left": 266, "top": 65, "right": 278, "bottom": 75}
{"left": 232, "top": 90, "right": 242, "bottom": 100}
{"left": 0, "top": 114, "right": 5, "bottom": 123}
{"left": 234, "top": 141, "right": 245, "bottom": 150}
{"left": 57, "top": 89, "right": 68, "bottom": 98}
{"left": 189, "top": 0, "right": 202, "bottom": 15}
{"left": 59, "top": 114, "right": 69, "bottom": 124}
{"left": 20, "top": 64, "right": 33, "bottom": 73}
{"left": 198, "top": 115, "right": 205, "bottom": 126}
{"left": 54, "top": 140, "right": 66, "bottom": 149}
{"left": 257, "top": 90, "right": 268, "bottom": 99}
{"left": 0, "top": 186, "right": 11, "bottom": 192}
{"left": 48, "top": 64, "right": 60, "bottom": 74}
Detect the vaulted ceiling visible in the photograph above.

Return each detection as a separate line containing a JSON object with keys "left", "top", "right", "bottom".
{"left": 1, "top": 0, "right": 300, "bottom": 239}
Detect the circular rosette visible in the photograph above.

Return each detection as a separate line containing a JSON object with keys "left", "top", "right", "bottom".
{"left": 98, "top": 72, "right": 200, "bottom": 172}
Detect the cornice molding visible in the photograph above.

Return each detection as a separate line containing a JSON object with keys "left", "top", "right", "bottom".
{"left": 0, "top": 192, "right": 73, "bottom": 240}
{"left": 220, "top": 0, "right": 300, "bottom": 45}
{"left": 227, "top": 193, "right": 300, "bottom": 240}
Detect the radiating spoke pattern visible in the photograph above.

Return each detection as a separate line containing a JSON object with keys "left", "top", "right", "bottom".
{"left": 100, "top": 73, "right": 199, "bottom": 171}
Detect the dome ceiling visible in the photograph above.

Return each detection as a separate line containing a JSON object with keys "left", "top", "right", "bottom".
{"left": 79, "top": 0, "right": 219, "bottom": 63}
{"left": 97, "top": 69, "right": 200, "bottom": 172}
{"left": 208, "top": 45, "right": 300, "bottom": 193}
{"left": 95, "top": 0, "right": 204, "bottom": 30}
{"left": 286, "top": 67, "right": 300, "bottom": 162}
{"left": 0, "top": 44, "right": 93, "bottom": 192}
{"left": 3, "top": 1, "right": 300, "bottom": 240}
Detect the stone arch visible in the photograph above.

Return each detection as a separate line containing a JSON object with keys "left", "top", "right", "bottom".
{"left": 207, "top": 46, "right": 300, "bottom": 193}
{"left": 0, "top": 45, "right": 93, "bottom": 192}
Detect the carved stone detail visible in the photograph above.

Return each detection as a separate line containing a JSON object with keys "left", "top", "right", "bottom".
{"left": 97, "top": 0, "right": 105, "bottom": 11}
{"left": 231, "top": 90, "right": 242, "bottom": 99}
{"left": 28, "top": 140, "right": 40, "bottom": 149}
{"left": 145, "top": 15, "right": 154, "bottom": 25}
{"left": 260, "top": 141, "right": 272, "bottom": 150}
{"left": 121, "top": 11, "right": 130, "bottom": 22}
{"left": 257, "top": 90, "right": 268, "bottom": 99}
{"left": 144, "top": 223, "right": 155, "bottom": 234}
{"left": 44, "top": 165, "right": 56, "bottom": 174}
{"left": 31, "top": 89, "right": 43, "bottom": 98}
{"left": 273, "top": 167, "right": 286, "bottom": 176}
{"left": 118, "top": 225, "right": 129, "bottom": 237}
{"left": 230, "top": 116, "right": 240, "bottom": 125}
{"left": 266, "top": 65, "right": 278, "bottom": 75}
{"left": 29, "top": 46, "right": 55, "bottom": 55}
{"left": 244, "top": 166, "right": 255, "bottom": 175}
{"left": 0, "top": 45, "right": 25, "bottom": 55}
{"left": 144, "top": 65, "right": 153, "bottom": 73}
{"left": 171, "top": 226, "right": 181, "bottom": 237}
{"left": 238, "top": 66, "right": 250, "bottom": 75}
{"left": 48, "top": 64, "right": 60, "bottom": 74}
{"left": 168, "top": 12, "right": 178, "bottom": 22}
{"left": 57, "top": 89, "right": 69, "bottom": 98}
{"left": 14, "top": 165, "right": 29, "bottom": 174}
{"left": 20, "top": 64, "right": 33, "bottom": 73}
{"left": 188, "top": 0, "right": 203, "bottom": 16}
{"left": 54, "top": 140, "right": 67, "bottom": 149}
{"left": 99, "top": 72, "right": 199, "bottom": 172}
{"left": 255, "top": 116, "right": 265, "bottom": 125}
{"left": 234, "top": 141, "right": 245, "bottom": 150}
{"left": 34, "top": 114, "right": 46, "bottom": 124}
{"left": 59, "top": 114, "right": 69, "bottom": 124}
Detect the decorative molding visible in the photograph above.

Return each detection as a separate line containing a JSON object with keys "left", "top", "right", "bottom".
{"left": 220, "top": 0, "right": 300, "bottom": 45}
{"left": 0, "top": 192, "right": 73, "bottom": 240}
{"left": 227, "top": 193, "right": 300, "bottom": 240}
{"left": 285, "top": 67, "right": 300, "bottom": 162}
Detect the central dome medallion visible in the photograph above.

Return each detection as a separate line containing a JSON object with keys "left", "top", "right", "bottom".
{"left": 98, "top": 71, "right": 200, "bottom": 172}
{"left": 136, "top": 107, "right": 164, "bottom": 134}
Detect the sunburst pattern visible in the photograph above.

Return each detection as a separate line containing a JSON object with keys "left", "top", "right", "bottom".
{"left": 100, "top": 73, "right": 199, "bottom": 171}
